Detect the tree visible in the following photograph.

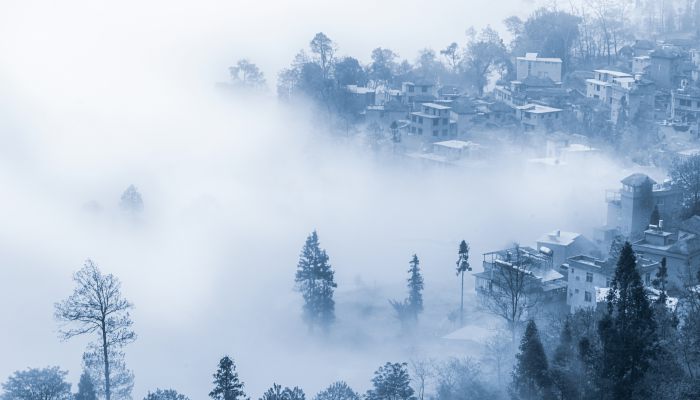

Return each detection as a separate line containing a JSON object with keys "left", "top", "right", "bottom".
{"left": 1, "top": 367, "right": 71, "bottom": 400}
{"left": 119, "top": 185, "right": 143, "bottom": 214}
{"left": 652, "top": 257, "right": 669, "bottom": 304}
{"left": 309, "top": 32, "right": 336, "bottom": 79}
{"left": 365, "top": 363, "right": 415, "bottom": 400}
{"left": 260, "top": 385, "right": 305, "bottom": 400}
{"left": 519, "top": 8, "right": 580, "bottom": 71}
{"left": 434, "top": 358, "right": 495, "bottom": 400}
{"left": 229, "top": 59, "right": 266, "bottom": 89}
{"left": 598, "top": 242, "right": 656, "bottom": 399}
{"left": 74, "top": 372, "right": 97, "bottom": 400}
{"left": 368, "top": 48, "right": 398, "bottom": 84}
{"left": 406, "top": 254, "right": 424, "bottom": 319}
{"left": 439, "top": 43, "right": 460, "bottom": 73}
{"left": 462, "top": 26, "right": 509, "bottom": 96}
{"left": 55, "top": 260, "right": 135, "bottom": 400}
{"left": 334, "top": 57, "right": 367, "bottom": 87}
{"left": 408, "top": 359, "right": 432, "bottom": 400}
{"left": 143, "top": 389, "right": 190, "bottom": 400}
{"left": 455, "top": 241, "right": 471, "bottom": 326}
{"left": 670, "top": 155, "right": 700, "bottom": 217}
{"left": 481, "top": 245, "right": 541, "bottom": 340}
{"left": 82, "top": 346, "right": 133, "bottom": 400}
{"left": 294, "top": 231, "right": 337, "bottom": 332}
{"left": 608, "top": 235, "right": 625, "bottom": 264}
{"left": 313, "top": 382, "right": 358, "bottom": 400}
{"left": 209, "top": 356, "right": 245, "bottom": 400}
{"left": 510, "top": 320, "right": 552, "bottom": 400}
{"left": 549, "top": 319, "right": 579, "bottom": 400}
{"left": 650, "top": 205, "right": 661, "bottom": 226}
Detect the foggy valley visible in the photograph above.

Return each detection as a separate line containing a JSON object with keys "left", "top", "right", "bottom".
{"left": 2, "top": 1, "right": 700, "bottom": 400}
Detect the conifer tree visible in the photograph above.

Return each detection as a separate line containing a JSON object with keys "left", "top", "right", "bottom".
{"left": 365, "top": 363, "right": 415, "bottom": 400}
{"left": 455, "top": 241, "right": 471, "bottom": 326}
{"left": 407, "top": 254, "right": 424, "bottom": 319}
{"left": 511, "top": 320, "right": 552, "bottom": 400}
{"left": 260, "top": 384, "right": 305, "bottom": 400}
{"left": 652, "top": 257, "right": 669, "bottom": 305}
{"left": 75, "top": 371, "right": 97, "bottom": 400}
{"left": 550, "top": 319, "right": 578, "bottom": 400}
{"left": 294, "top": 231, "right": 337, "bottom": 332}
{"left": 314, "top": 382, "right": 358, "bottom": 400}
{"left": 209, "top": 356, "right": 246, "bottom": 400}
{"left": 650, "top": 205, "right": 661, "bottom": 226}
{"left": 598, "top": 242, "right": 656, "bottom": 400}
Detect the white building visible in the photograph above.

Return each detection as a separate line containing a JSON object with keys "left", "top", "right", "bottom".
{"left": 516, "top": 53, "right": 563, "bottom": 83}
{"left": 585, "top": 70, "right": 634, "bottom": 104}
{"left": 515, "top": 104, "right": 563, "bottom": 131}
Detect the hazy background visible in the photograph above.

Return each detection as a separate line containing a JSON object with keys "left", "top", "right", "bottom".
{"left": 0, "top": 0, "right": 650, "bottom": 398}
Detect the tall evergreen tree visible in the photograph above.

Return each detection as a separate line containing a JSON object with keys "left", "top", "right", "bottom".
{"left": 650, "top": 205, "right": 661, "bottom": 226}
{"left": 209, "top": 356, "right": 245, "bottom": 400}
{"left": 313, "top": 382, "right": 358, "bottom": 400}
{"left": 407, "top": 254, "right": 424, "bottom": 319}
{"left": 295, "top": 231, "right": 337, "bottom": 332}
{"left": 598, "top": 242, "right": 656, "bottom": 400}
{"left": 455, "top": 241, "right": 471, "bottom": 326}
{"left": 260, "top": 384, "right": 305, "bottom": 400}
{"left": 365, "top": 363, "right": 415, "bottom": 400}
{"left": 511, "top": 320, "right": 552, "bottom": 400}
{"left": 652, "top": 257, "right": 669, "bottom": 305}
{"left": 550, "top": 319, "right": 579, "bottom": 400}
{"left": 75, "top": 372, "right": 97, "bottom": 400}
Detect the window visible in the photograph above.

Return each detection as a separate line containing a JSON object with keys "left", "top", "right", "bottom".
{"left": 442, "top": 119, "right": 448, "bottom": 125}
{"left": 571, "top": 268, "right": 575, "bottom": 273}
{"left": 418, "top": 128, "right": 422, "bottom": 135}
{"left": 408, "top": 86, "right": 414, "bottom": 93}
{"left": 418, "top": 117, "right": 423, "bottom": 123}
{"left": 586, "top": 272, "right": 593, "bottom": 282}
{"left": 433, "top": 119, "right": 438, "bottom": 126}
{"left": 585, "top": 291, "right": 592, "bottom": 302}
{"left": 433, "top": 130, "right": 438, "bottom": 137}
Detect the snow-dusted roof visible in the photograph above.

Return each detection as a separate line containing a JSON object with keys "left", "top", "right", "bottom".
{"left": 538, "top": 230, "right": 581, "bottom": 246}
{"left": 518, "top": 53, "right": 562, "bottom": 63}
{"left": 434, "top": 140, "right": 478, "bottom": 150}
{"left": 421, "top": 102, "right": 451, "bottom": 110}
{"left": 594, "top": 69, "right": 633, "bottom": 78}
{"left": 516, "top": 104, "right": 562, "bottom": 114}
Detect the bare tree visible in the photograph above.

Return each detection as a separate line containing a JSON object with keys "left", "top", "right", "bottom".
{"left": 482, "top": 329, "right": 514, "bottom": 388}
{"left": 55, "top": 260, "right": 135, "bottom": 400}
{"left": 479, "top": 245, "right": 541, "bottom": 340}
{"left": 409, "top": 358, "right": 434, "bottom": 400}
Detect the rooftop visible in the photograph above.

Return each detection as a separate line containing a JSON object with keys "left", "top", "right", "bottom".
{"left": 434, "top": 140, "right": 479, "bottom": 150}
{"left": 621, "top": 173, "right": 656, "bottom": 187}
{"left": 517, "top": 104, "right": 562, "bottom": 114}
{"left": 421, "top": 102, "right": 452, "bottom": 110}
{"left": 538, "top": 230, "right": 581, "bottom": 246}
{"left": 518, "top": 53, "right": 562, "bottom": 63}
{"left": 594, "top": 69, "right": 634, "bottom": 78}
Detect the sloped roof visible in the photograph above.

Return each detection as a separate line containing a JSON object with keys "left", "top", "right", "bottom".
{"left": 621, "top": 173, "right": 656, "bottom": 187}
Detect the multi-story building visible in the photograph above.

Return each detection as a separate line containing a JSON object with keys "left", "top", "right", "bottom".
{"left": 633, "top": 223, "right": 700, "bottom": 288}
{"left": 516, "top": 53, "right": 563, "bottom": 83}
{"left": 515, "top": 104, "right": 563, "bottom": 131}
{"left": 671, "top": 87, "right": 700, "bottom": 128}
{"left": 586, "top": 70, "right": 634, "bottom": 104}
{"left": 401, "top": 81, "right": 436, "bottom": 108}
{"left": 604, "top": 173, "right": 682, "bottom": 239}
{"left": 407, "top": 103, "right": 457, "bottom": 140}
{"left": 566, "top": 254, "right": 660, "bottom": 312}
{"left": 649, "top": 48, "right": 683, "bottom": 90}
{"left": 474, "top": 245, "right": 568, "bottom": 314}
{"left": 537, "top": 230, "right": 598, "bottom": 269}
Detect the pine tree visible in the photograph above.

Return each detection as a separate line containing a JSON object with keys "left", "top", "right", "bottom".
{"left": 455, "top": 241, "right": 471, "bottom": 326}
{"left": 260, "top": 385, "right": 304, "bottom": 400}
{"left": 407, "top": 254, "right": 424, "bottom": 319}
{"left": 75, "top": 371, "right": 97, "bottom": 400}
{"left": 652, "top": 257, "right": 668, "bottom": 305}
{"left": 608, "top": 235, "right": 625, "bottom": 265}
{"left": 650, "top": 205, "right": 661, "bottom": 226}
{"left": 511, "top": 320, "right": 552, "bottom": 400}
{"left": 314, "top": 382, "right": 358, "bottom": 400}
{"left": 295, "top": 231, "right": 337, "bottom": 332}
{"left": 365, "top": 363, "right": 415, "bottom": 400}
{"left": 549, "top": 319, "right": 579, "bottom": 400}
{"left": 209, "top": 356, "right": 246, "bottom": 400}
{"left": 598, "top": 242, "right": 656, "bottom": 400}
{"left": 119, "top": 185, "right": 143, "bottom": 214}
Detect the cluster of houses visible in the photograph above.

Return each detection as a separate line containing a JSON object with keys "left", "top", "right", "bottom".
{"left": 474, "top": 172, "right": 700, "bottom": 316}
{"left": 347, "top": 37, "right": 700, "bottom": 165}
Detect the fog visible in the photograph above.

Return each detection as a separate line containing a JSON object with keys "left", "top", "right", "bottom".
{"left": 0, "top": 0, "right": 657, "bottom": 398}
